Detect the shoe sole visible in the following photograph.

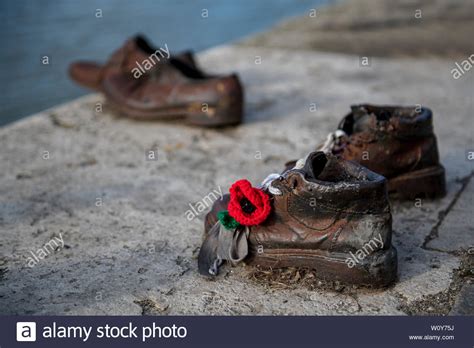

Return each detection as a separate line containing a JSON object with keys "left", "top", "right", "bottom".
{"left": 387, "top": 165, "right": 446, "bottom": 199}
{"left": 106, "top": 98, "right": 242, "bottom": 127}
{"left": 247, "top": 245, "right": 398, "bottom": 287}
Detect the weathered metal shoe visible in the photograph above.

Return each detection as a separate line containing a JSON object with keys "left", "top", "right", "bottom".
{"left": 289, "top": 104, "right": 446, "bottom": 199}
{"left": 69, "top": 35, "right": 197, "bottom": 91}
{"left": 69, "top": 35, "right": 243, "bottom": 127}
{"left": 199, "top": 151, "right": 398, "bottom": 287}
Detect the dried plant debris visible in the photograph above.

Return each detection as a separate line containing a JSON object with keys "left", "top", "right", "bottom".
{"left": 134, "top": 298, "right": 169, "bottom": 315}
{"left": 398, "top": 252, "right": 474, "bottom": 315}
{"left": 246, "top": 266, "right": 385, "bottom": 293}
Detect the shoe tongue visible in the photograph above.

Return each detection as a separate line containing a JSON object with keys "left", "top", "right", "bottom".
{"left": 302, "top": 152, "right": 328, "bottom": 180}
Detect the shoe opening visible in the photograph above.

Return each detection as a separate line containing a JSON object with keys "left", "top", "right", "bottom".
{"left": 340, "top": 104, "right": 424, "bottom": 135}
{"left": 134, "top": 35, "right": 206, "bottom": 79}
{"left": 302, "top": 152, "right": 376, "bottom": 184}
{"left": 134, "top": 35, "right": 157, "bottom": 55}
{"left": 302, "top": 152, "right": 327, "bottom": 181}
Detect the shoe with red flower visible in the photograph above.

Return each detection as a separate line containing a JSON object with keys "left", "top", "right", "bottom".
{"left": 198, "top": 151, "right": 397, "bottom": 287}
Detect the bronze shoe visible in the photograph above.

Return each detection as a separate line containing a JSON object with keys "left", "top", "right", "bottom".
{"left": 289, "top": 104, "right": 446, "bottom": 199}
{"left": 69, "top": 35, "right": 197, "bottom": 91}
{"left": 199, "top": 152, "right": 398, "bottom": 287}
{"left": 69, "top": 35, "right": 243, "bottom": 126}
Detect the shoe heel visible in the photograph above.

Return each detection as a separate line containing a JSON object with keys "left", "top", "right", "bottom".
{"left": 388, "top": 165, "right": 446, "bottom": 199}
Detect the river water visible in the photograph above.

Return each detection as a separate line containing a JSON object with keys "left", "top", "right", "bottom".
{"left": 0, "top": 0, "right": 332, "bottom": 126}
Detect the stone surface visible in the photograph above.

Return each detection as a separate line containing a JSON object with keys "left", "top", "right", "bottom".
{"left": 241, "top": 0, "right": 474, "bottom": 58}
{"left": 426, "top": 180, "right": 474, "bottom": 252}
{"left": 0, "top": 43, "right": 473, "bottom": 315}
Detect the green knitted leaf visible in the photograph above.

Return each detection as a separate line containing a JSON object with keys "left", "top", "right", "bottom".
{"left": 217, "top": 210, "right": 240, "bottom": 230}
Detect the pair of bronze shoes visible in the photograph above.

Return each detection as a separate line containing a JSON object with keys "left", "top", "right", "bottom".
{"left": 199, "top": 104, "right": 446, "bottom": 287}
{"left": 69, "top": 35, "right": 243, "bottom": 127}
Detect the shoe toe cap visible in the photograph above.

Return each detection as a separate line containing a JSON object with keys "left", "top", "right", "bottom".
{"left": 69, "top": 61, "right": 103, "bottom": 90}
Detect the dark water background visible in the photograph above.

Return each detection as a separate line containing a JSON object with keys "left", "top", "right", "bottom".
{"left": 0, "top": 0, "right": 331, "bottom": 126}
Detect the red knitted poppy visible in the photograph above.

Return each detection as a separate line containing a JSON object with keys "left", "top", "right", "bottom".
{"left": 227, "top": 179, "right": 271, "bottom": 226}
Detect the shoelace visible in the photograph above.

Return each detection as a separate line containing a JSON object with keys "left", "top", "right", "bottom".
{"left": 259, "top": 173, "right": 283, "bottom": 196}
{"left": 320, "top": 129, "right": 347, "bottom": 153}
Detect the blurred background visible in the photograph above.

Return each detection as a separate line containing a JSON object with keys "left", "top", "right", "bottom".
{"left": 0, "top": 0, "right": 332, "bottom": 126}
{"left": 2, "top": 0, "right": 473, "bottom": 127}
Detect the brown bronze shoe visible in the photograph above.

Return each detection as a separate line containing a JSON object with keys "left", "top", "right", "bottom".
{"left": 199, "top": 152, "right": 398, "bottom": 287}
{"left": 102, "top": 66, "right": 243, "bottom": 126}
{"left": 69, "top": 35, "right": 197, "bottom": 91}
{"left": 289, "top": 104, "right": 446, "bottom": 199}
{"left": 69, "top": 35, "right": 243, "bottom": 126}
